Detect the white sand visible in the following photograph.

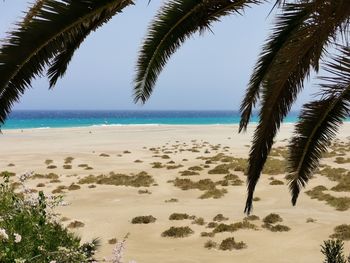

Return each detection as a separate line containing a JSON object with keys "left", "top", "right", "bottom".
{"left": 1, "top": 124, "right": 349, "bottom": 262}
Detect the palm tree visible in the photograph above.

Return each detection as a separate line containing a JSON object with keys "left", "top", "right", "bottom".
{"left": 133, "top": 0, "right": 350, "bottom": 214}
{"left": 0, "top": 0, "right": 349, "bottom": 214}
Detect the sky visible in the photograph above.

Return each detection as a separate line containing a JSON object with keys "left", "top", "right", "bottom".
{"left": 0, "top": 1, "right": 319, "bottom": 111}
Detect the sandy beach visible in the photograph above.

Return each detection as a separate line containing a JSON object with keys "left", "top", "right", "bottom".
{"left": 1, "top": 124, "right": 349, "bottom": 263}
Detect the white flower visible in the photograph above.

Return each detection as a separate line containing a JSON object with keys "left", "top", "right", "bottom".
{"left": 49, "top": 261, "right": 57, "bottom": 263}
{"left": 14, "top": 233, "right": 22, "bottom": 243}
{"left": 0, "top": 228, "right": 9, "bottom": 240}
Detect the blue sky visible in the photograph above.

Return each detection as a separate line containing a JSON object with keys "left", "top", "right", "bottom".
{"left": 0, "top": 1, "right": 318, "bottom": 111}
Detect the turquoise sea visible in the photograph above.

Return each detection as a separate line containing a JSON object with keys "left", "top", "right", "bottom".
{"left": 3, "top": 110, "right": 348, "bottom": 130}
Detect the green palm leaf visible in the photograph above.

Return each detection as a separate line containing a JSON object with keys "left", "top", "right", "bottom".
{"left": 244, "top": 0, "right": 350, "bottom": 214}
{"left": 288, "top": 45, "right": 350, "bottom": 205}
{"left": 0, "top": 0, "right": 133, "bottom": 127}
{"left": 134, "top": 0, "right": 262, "bottom": 104}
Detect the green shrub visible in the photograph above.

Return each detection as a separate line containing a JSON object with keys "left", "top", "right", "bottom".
{"left": 68, "top": 184, "right": 81, "bottom": 191}
{"left": 63, "top": 164, "right": 72, "bottom": 170}
{"left": 64, "top": 157, "right": 74, "bottom": 164}
{"left": 32, "top": 173, "right": 59, "bottom": 180}
{"left": 0, "top": 179, "right": 98, "bottom": 262}
{"left": 199, "top": 188, "right": 227, "bottom": 199}
{"left": 245, "top": 215, "right": 260, "bottom": 221}
{"left": 99, "top": 153, "right": 110, "bottom": 157}
{"left": 192, "top": 217, "right": 205, "bottom": 225}
{"left": 47, "top": 165, "right": 57, "bottom": 169}
{"left": 68, "top": 220, "right": 85, "bottom": 228}
{"left": 269, "top": 179, "right": 284, "bottom": 185}
{"left": 180, "top": 170, "right": 199, "bottom": 176}
{"left": 201, "top": 232, "right": 214, "bottom": 237}
{"left": 131, "top": 215, "right": 156, "bottom": 224}
{"left": 161, "top": 226, "right": 194, "bottom": 238}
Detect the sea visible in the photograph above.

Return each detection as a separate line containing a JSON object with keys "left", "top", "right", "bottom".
{"left": 2, "top": 110, "right": 347, "bottom": 130}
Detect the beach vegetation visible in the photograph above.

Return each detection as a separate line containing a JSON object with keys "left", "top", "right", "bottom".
{"left": 63, "top": 164, "right": 72, "bottom": 169}
{"left": 306, "top": 186, "right": 350, "bottom": 211}
{"left": 330, "top": 225, "right": 350, "bottom": 241}
{"left": 45, "top": 159, "right": 53, "bottom": 165}
{"left": 52, "top": 185, "right": 67, "bottom": 194}
{"left": 207, "top": 222, "right": 218, "bottom": 229}
{"left": 7, "top": 163, "right": 15, "bottom": 167}
{"left": 64, "top": 156, "right": 74, "bottom": 164}
{"left": 138, "top": 189, "right": 151, "bottom": 194}
{"left": 269, "top": 179, "right": 284, "bottom": 185}
{"left": 0, "top": 171, "right": 15, "bottom": 178}
{"left": 99, "top": 153, "right": 110, "bottom": 157}
{"left": 0, "top": 177, "right": 98, "bottom": 262}
{"left": 180, "top": 170, "right": 199, "bottom": 176}
{"left": 204, "top": 240, "right": 217, "bottom": 249}
{"left": 67, "top": 220, "right": 85, "bottom": 228}
{"left": 161, "top": 226, "right": 194, "bottom": 238}
{"left": 245, "top": 215, "right": 260, "bottom": 221}
{"left": 169, "top": 213, "right": 191, "bottom": 220}
{"left": 213, "top": 214, "right": 228, "bottom": 222}
{"left": 199, "top": 188, "right": 227, "bottom": 199}
{"left": 201, "top": 232, "right": 214, "bottom": 237}
{"left": 151, "top": 162, "right": 164, "bottom": 169}
{"left": 32, "top": 173, "right": 59, "bottom": 180}
{"left": 36, "top": 183, "right": 45, "bottom": 187}
{"left": 262, "top": 213, "right": 283, "bottom": 225}
{"left": 47, "top": 165, "right": 57, "bottom": 169}
{"left": 108, "top": 238, "right": 117, "bottom": 244}
{"left": 78, "top": 171, "right": 155, "bottom": 187}
{"left": 131, "top": 215, "right": 156, "bottom": 224}
{"left": 78, "top": 164, "right": 89, "bottom": 168}
{"left": 123, "top": 150, "right": 131, "bottom": 154}
{"left": 68, "top": 184, "right": 81, "bottom": 191}
{"left": 219, "top": 237, "right": 247, "bottom": 250}
{"left": 166, "top": 164, "right": 183, "bottom": 170}
{"left": 192, "top": 217, "right": 205, "bottom": 225}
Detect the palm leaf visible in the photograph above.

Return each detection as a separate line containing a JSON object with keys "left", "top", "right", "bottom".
{"left": 47, "top": 2, "right": 132, "bottom": 87}
{"left": 134, "top": 0, "right": 262, "bottom": 104}
{"left": 239, "top": 1, "right": 319, "bottom": 132}
{"left": 0, "top": 0, "right": 133, "bottom": 127}
{"left": 244, "top": 0, "right": 350, "bottom": 214}
{"left": 288, "top": 45, "right": 350, "bottom": 205}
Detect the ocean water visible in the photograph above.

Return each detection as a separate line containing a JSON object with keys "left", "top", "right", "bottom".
{"left": 1, "top": 110, "right": 306, "bottom": 130}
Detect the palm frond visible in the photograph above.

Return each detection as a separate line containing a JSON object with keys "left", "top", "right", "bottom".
{"left": 0, "top": 0, "right": 133, "bottom": 127}
{"left": 134, "top": 0, "right": 262, "bottom": 104}
{"left": 239, "top": 0, "right": 318, "bottom": 132}
{"left": 288, "top": 45, "right": 350, "bottom": 205}
{"left": 47, "top": 1, "right": 132, "bottom": 88}
{"left": 244, "top": 0, "right": 350, "bottom": 214}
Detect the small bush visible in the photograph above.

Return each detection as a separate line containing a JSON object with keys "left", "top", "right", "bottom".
{"left": 165, "top": 198, "right": 178, "bottom": 203}
{"left": 44, "top": 159, "right": 53, "bottom": 165}
{"left": 63, "top": 164, "right": 72, "bottom": 170}
{"left": 264, "top": 224, "right": 290, "bottom": 232}
{"left": 108, "top": 238, "right": 117, "bottom": 244}
{"left": 330, "top": 225, "right": 350, "bottom": 241}
{"left": 151, "top": 162, "right": 164, "bottom": 169}
{"left": 36, "top": 183, "right": 45, "bottom": 188}
{"left": 188, "top": 166, "right": 203, "bottom": 171}
{"left": 161, "top": 226, "right": 194, "bottom": 238}
{"left": 180, "top": 170, "right": 199, "bottom": 176}
{"left": 138, "top": 189, "right": 151, "bottom": 194}
{"left": 68, "top": 184, "right": 81, "bottom": 191}
{"left": 201, "top": 232, "right": 214, "bottom": 237}
{"left": 192, "top": 217, "right": 205, "bottom": 225}
{"left": 131, "top": 215, "right": 156, "bottom": 224}
{"left": 64, "top": 157, "right": 74, "bottom": 164}
{"left": 219, "top": 237, "right": 247, "bottom": 250}
{"left": 32, "top": 173, "right": 59, "bottom": 180}
{"left": 169, "top": 213, "right": 190, "bottom": 220}
{"left": 204, "top": 240, "right": 217, "bottom": 249}
{"left": 213, "top": 214, "right": 228, "bottom": 222}
{"left": 263, "top": 213, "right": 283, "bottom": 224}
{"left": 269, "top": 179, "right": 284, "bottom": 185}
{"left": 47, "top": 165, "right": 57, "bottom": 169}
{"left": 67, "top": 220, "right": 85, "bottom": 228}
{"left": 99, "top": 153, "right": 110, "bottom": 157}
{"left": 207, "top": 222, "right": 218, "bottom": 229}
{"left": 245, "top": 215, "right": 260, "bottom": 221}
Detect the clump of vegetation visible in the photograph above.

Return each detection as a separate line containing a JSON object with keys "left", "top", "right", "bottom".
{"left": 269, "top": 147, "right": 288, "bottom": 158}
{"left": 161, "top": 226, "right": 194, "bottom": 238}
{"left": 45, "top": 159, "right": 53, "bottom": 165}
{"left": 151, "top": 162, "right": 164, "bottom": 168}
{"left": 262, "top": 213, "right": 290, "bottom": 232}
{"left": 64, "top": 157, "right": 74, "bottom": 164}
{"left": 263, "top": 213, "right": 283, "bottom": 225}
{"left": 7, "top": 163, "right": 15, "bottom": 167}
{"left": 131, "top": 215, "right": 156, "bottom": 224}
{"left": 138, "top": 189, "right": 151, "bottom": 194}
{"left": 330, "top": 225, "right": 350, "bottom": 241}
{"left": 169, "top": 213, "right": 191, "bottom": 220}
{"left": 173, "top": 178, "right": 216, "bottom": 191}
{"left": 306, "top": 185, "right": 350, "bottom": 211}
{"left": 52, "top": 185, "right": 67, "bottom": 194}
{"left": 204, "top": 240, "right": 217, "bottom": 249}
{"left": 67, "top": 220, "right": 85, "bottom": 228}
{"left": 165, "top": 198, "right": 178, "bottom": 203}
{"left": 99, "top": 153, "right": 110, "bottom": 157}
{"left": 32, "top": 173, "right": 59, "bottom": 180}
{"left": 199, "top": 188, "right": 227, "bottom": 199}
{"left": 207, "top": 222, "right": 218, "bottom": 229}
{"left": 78, "top": 164, "right": 89, "bottom": 168}
{"left": 0, "top": 171, "right": 16, "bottom": 178}
{"left": 85, "top": 166, "right": 94, "bottom": 170}
{"left": 219, "top": 237, "right": 247, "bottom": 250}
{"left": 269, "top": 179, "right": 284, "bottom": 185}
{"left": 262, "top": 158, "right": 286, "bottom": 175}
{"left": 78, "top": 171, "right": 155, "bottom": 187}
{"left": 123, "top": 150, "right": 131, "bottom": 154}
{"left": 335, "top": 157, "right": 350, "bottom": 164}
{"left": 108, "top": 238, "right": 117, "bottom": 244}
{"left": 180, "top": 170, "right": 199, "bottom": 176}
{"left": 201, "top": 232, "right": 215, "bottom": 237}
{"left": 213, "top": 214, "right": 228, "bottom": 222}
{"left": 245, "top": 215, "right": 260, "bottom": 221}
{"left": 167, "top": 164, "right": 183, "bottom": 170}
{"left": 192, "top": 217, "right": 205, "bottom": 225}
{"left": 68, "top": 184, "right": 81, "bottom": 191}
{"left": 63, "top": 164, "right": 72, "bottom": 169}
{"left": 306, "top": 218, "right": 316, "bottom": 223}
{"left": 134, "top": 159, "right": 143, "bottom": 163}
{"left": 161, "top": 155, "right": 170, "bottom": 159}
{"left": 208, "top": 164, "right": 230, "bottom": 174}
{"left": 47, "top": 165, "right": 57, "bottom": 169}
{"left": 253, "top": 197, "right": 261, "bottom": 202}
{"left": 0, "top": 179, "right": 98, "bottom": 262}
{"left": 188, "top": 166, "right": 203, "bottom": 171}
{"left": 36, "top": 183, "right": 45, "bottom": 188}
